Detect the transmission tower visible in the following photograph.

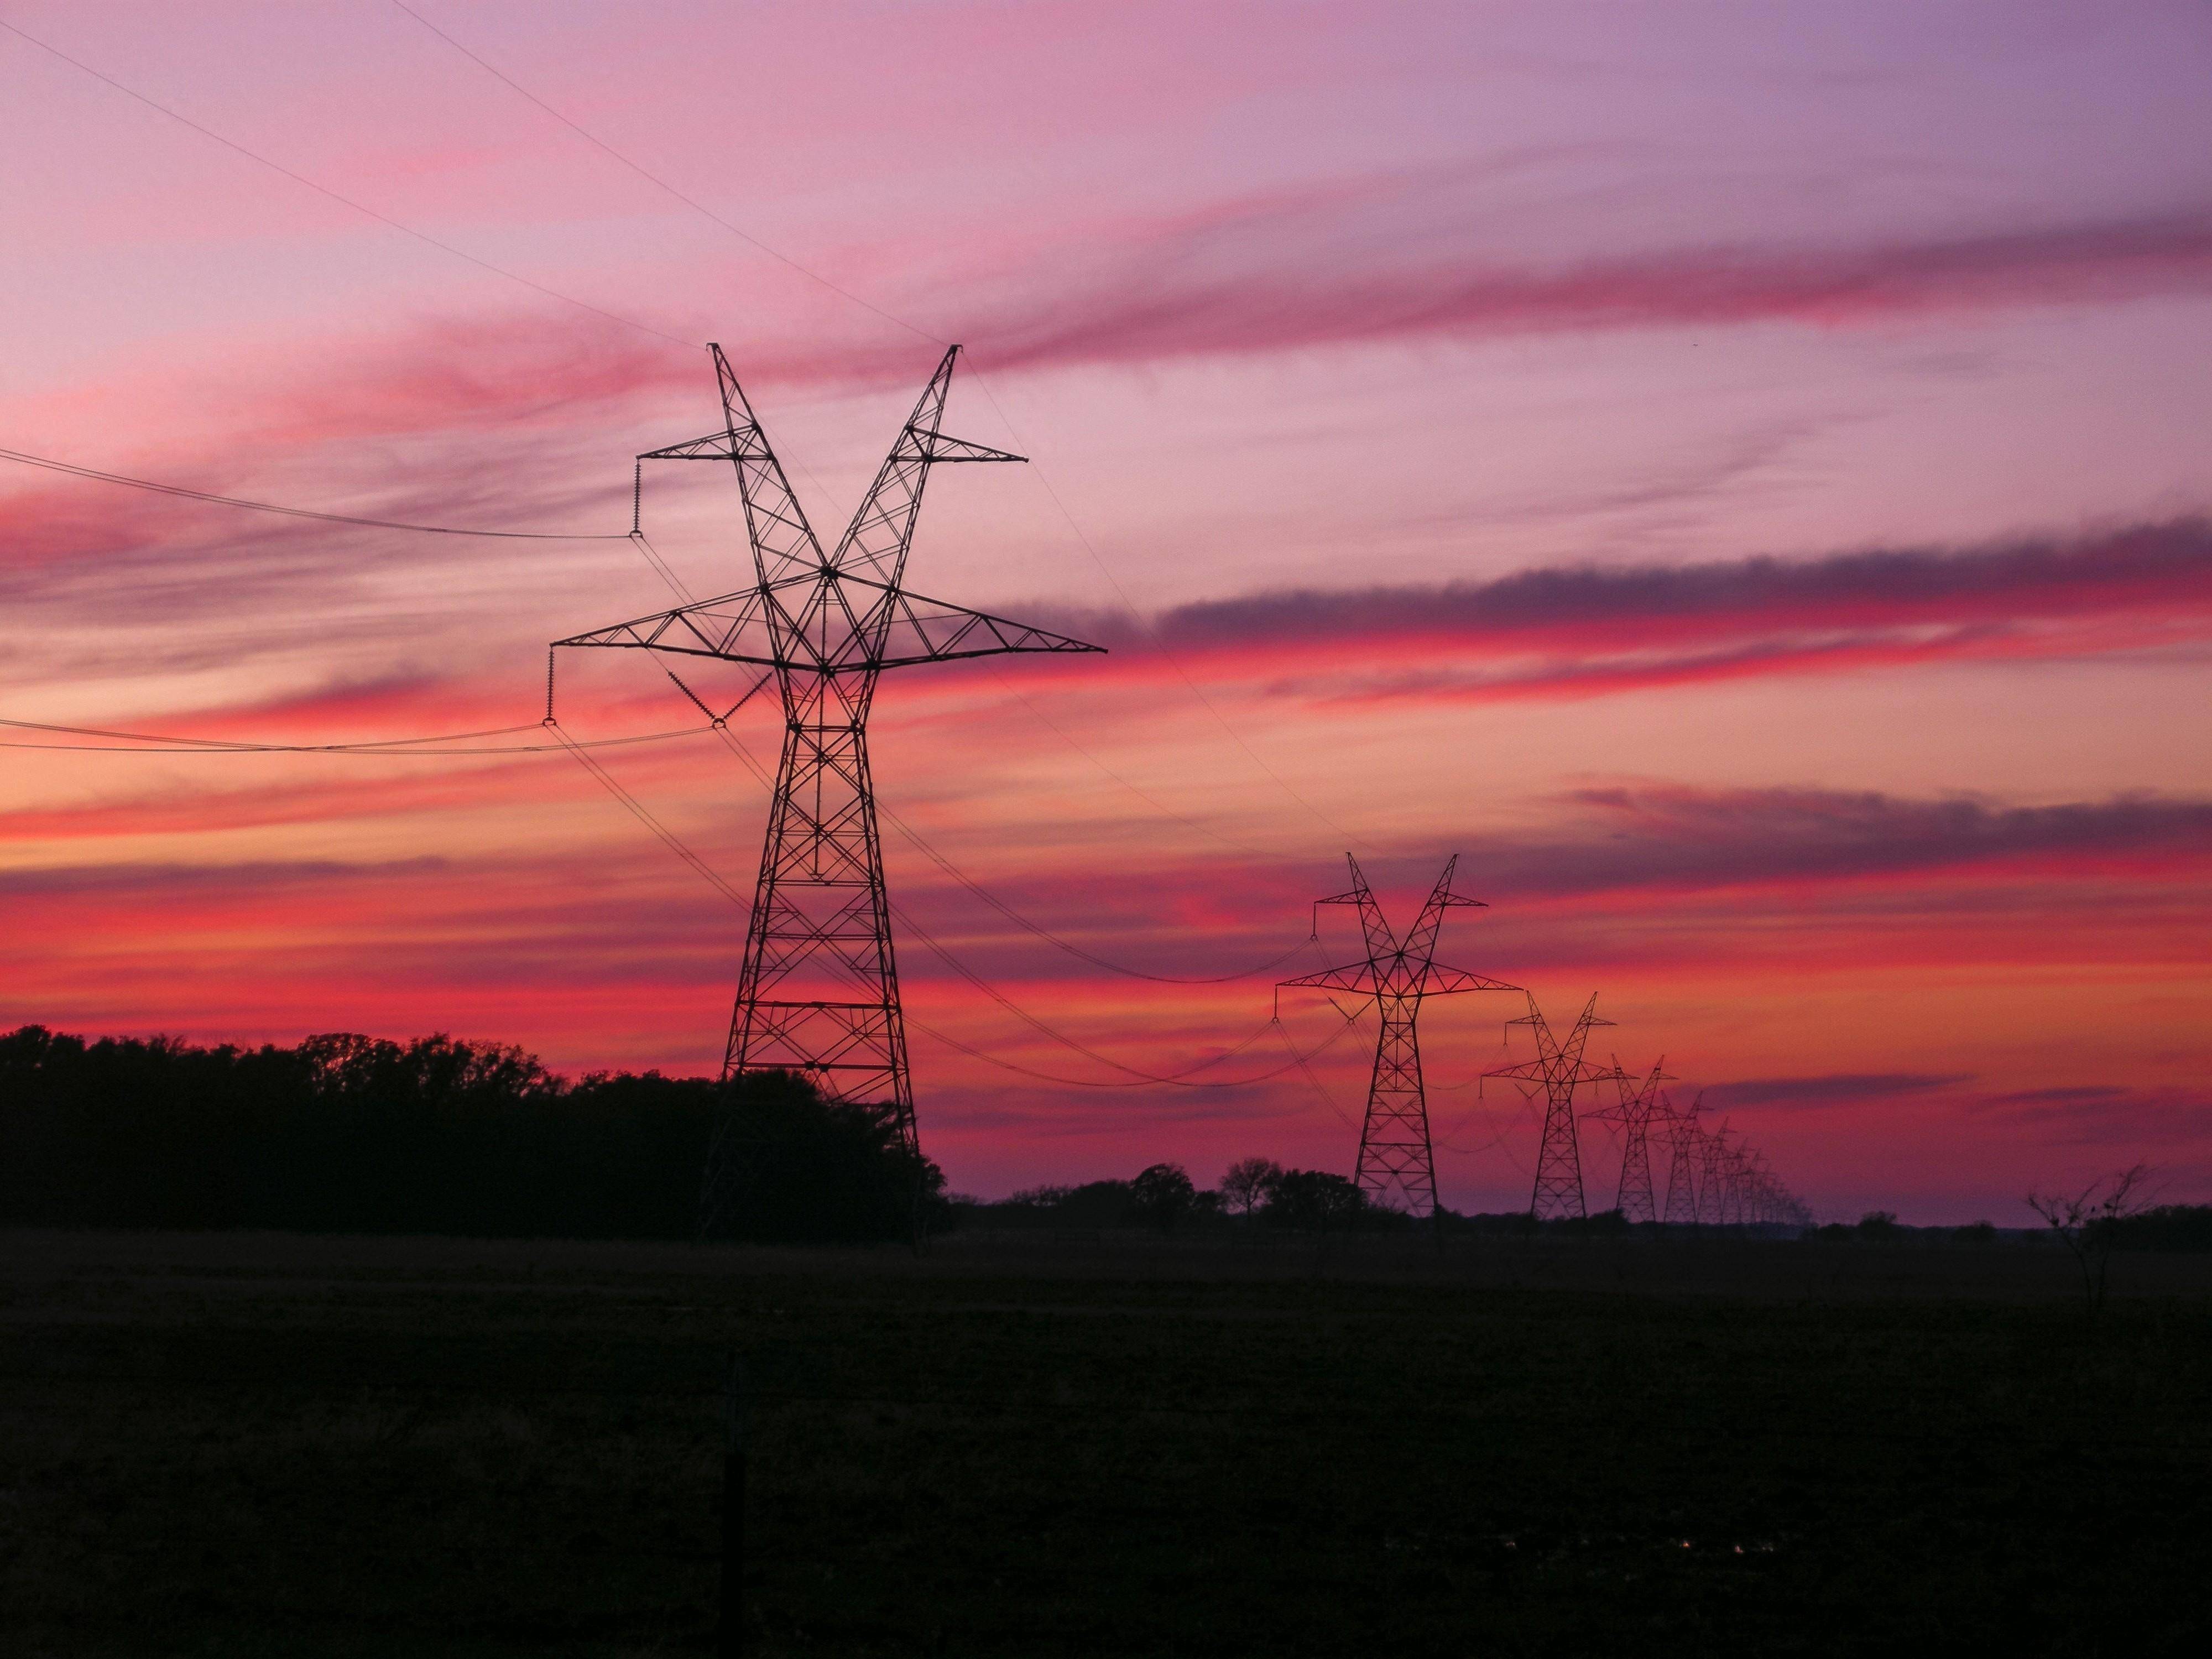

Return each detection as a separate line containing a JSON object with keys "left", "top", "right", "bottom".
{"left": 1585, "top": 1056, "right": 1674, "bottom": 1223}
{"left": 555, "top": 344, "right": 1101, "bottom": 1230}
{"left": 1697, "top": 1122, "right": 1734, "bottom": 1226}
{"left": 1724, "top": 1143, "right": 1754, "bottom": 1226}
{"left": 1277, "top": 854, "right": 1514, "bottom": 1218}
{"left": 1486, "top": 994, "right": 1616, "bottom": 1220}
{"left": 1658, "top": 1089, "right": 1703, "bottom": 1229}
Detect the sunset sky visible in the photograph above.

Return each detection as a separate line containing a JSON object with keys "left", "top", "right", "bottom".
{"left": 4, "top": 1, "right": 2209, "bottom": 1221}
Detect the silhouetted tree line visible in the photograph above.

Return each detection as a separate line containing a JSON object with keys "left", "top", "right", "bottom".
{"left": 1801, "top": 1204, "right": 2212, "bottom": 1251}
{"left": 963, "top": 1159, "right": 1415, "bottom": 1233}
{"left": 0, "top": 1027, "right": 938, "bottom": 1243}
{"left": 2107, "top": 1205, "right": 2212, "bottom": 1251}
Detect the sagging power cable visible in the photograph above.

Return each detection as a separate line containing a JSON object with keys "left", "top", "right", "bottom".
{"left": 0, "top": 17, "right": 696, "bottom": 350}
{"left": 0, "top": 714, "right": 708, "bottom": 756}
{"left": 0, "top": 447, "right": 629, "bottom": 540}
{"left": 554, "top": 706, "right": 1373, "bottom": 1091}
{"left": 385, "top": 0, "right": 939, "bottom": 347}
{"left": 691, "top": 705, "right": 1319, "bottom": 988}
{"left": 379, "top": 1, "right": 1366, "bottom": 863}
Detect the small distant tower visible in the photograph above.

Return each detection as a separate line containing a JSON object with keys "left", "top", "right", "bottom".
{"left": 1586, "top": 1056, "right": 1674, "bottom": 1223}
{"left": 1277, "top": 855, "right": 1515, "bottom": 1219}
{"left": 1658, "top": 1090, "right": 1704, "bottom": 1229}
{"left": 1697, "top": 1122, "right": 1734, "bottom": 1226}
{"left": 1486, "top": 994, "right": 1616, "bottom": 1220}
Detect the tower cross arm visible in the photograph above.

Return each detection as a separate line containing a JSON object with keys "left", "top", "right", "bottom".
{"left": 1416, "top": 961, "right": 1519, "bottom": 997}
{"left": 909, "top": 430, "right": 1026, "bottom": 464}
{"left": 639, "top": 430, "right": 781, "bottom": 463}
{"left": 1484, "top": 1053, "right": 1617, "bottom": 1086}
{"left": 1278, "top": 959, "right": 1381, "bottom": 994}
{"left": 552, "top": 583, "right": 782, "bottom": 668}
{"left": 850, "top": 579, "right": 1104, "bottom": 668}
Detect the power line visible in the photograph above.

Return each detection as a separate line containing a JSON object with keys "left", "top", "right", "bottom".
{"left": 878, "top": 802, "right": 1317, "bottom": 985}
{"left": 700, "top": 700, "right": 1317, "bottom": 989}
{"left": 385, "top": 0, "right": 940, "bottom": 347}
{"left": 0, "top": 446, "right": 629, "bottom": 540}
{"left": 569, "top": 697, "right": 1373, "bottom": 1092}
{"left": 915, "top": 1001, "right": 1370, "bottom": 1093}
{"left": 375, "top": 0, "right": 1365, "bottom": 860}
{"left": 0, "top": 714, "right": 709, "bottom": 755}
{"left": 0, "top": 17, "right": 696, "bottom": 350}
{"left": 963, "top": 364, "right": 1377, "bottom": 853}
{"left": 976, "top": 662, "right": 1296, "bottom": 861}
{"left": 545, "top": 718, "right": 750, "bottom": 906}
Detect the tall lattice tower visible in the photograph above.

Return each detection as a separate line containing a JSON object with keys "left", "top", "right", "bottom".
{"left": 1586, "top": 1056, "right": 1673, "bottom": 1223}
{"left": 1486, "top": 994, "right": 1615, "bottom": 1220}
{"left": 1277, "top": 855, "right": 1514, "bottom": 1218}
{"left": 555, "top": 345, "right": 1101, "bottom": 1229}
{"left": 1658, "top": 1089, "right": 1703, "bottom": 1228}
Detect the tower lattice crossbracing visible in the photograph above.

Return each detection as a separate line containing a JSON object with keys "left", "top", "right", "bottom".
{"left": 1486, "top": 993, "right": 1616, "bottom": 1221}
{"left": 554, "top": 344, "right": 1101, "bottom": 1233}
{"left": 1278, "top": 855, "right": 1514, "bottom": 1219}
{"left": 1587, "top": 1056, "right": 1674, "bottom": 1224}
{"left": 1698, "top": 1123, "right": 1734, "bottom": 1225}
{"left": 1658, "top": 1089, "right": 1704, "bottom": 1228}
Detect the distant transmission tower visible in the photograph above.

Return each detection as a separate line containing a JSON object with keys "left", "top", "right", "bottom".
{"left": 1486, "top": 994, "right": 1615, "bottom": 1220}
{"left": 1658, "top": 1089, "right": 1703, "bottom": 1229}
{"left": 1697, "top": 1121, "right": 1734, "bottom": 1226}
{"left": 1277, "top": 855, "right": 1514, "bottom": 1218}
{"left": 555, "top": 344, "right": 1101, "bottom": 1230}
{"left": 1585, "top": 1056, "right": 1673, "bottom": 1223}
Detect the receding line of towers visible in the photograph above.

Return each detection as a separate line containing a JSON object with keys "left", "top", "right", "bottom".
{"left": 1282, "top": 853, "right": 1807, "bottom": 1227}
{"left": 553, "top": 342, "right": 1804, "bottom": 1233}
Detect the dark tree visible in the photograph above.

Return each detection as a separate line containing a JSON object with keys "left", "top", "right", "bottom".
{"left": 1130, "top": 1162, "right": 1197, "bottom": 1232}
{"left": 2027, "top": 1165, "right": 2154, "bottom": 1316}
{"left": 0, "top": 1026, "right": 935, "bottom": 1244}
{"left": 1219, "top": 1156, "right": 1282, "bottom": 1218}
{"left": 1262, "top": 1168, "right": 1368, "bottom": 1232}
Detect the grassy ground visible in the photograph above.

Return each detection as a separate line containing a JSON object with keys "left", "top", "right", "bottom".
{"left": 3, "top": 1228, "right": 2208, "bottom": 1657}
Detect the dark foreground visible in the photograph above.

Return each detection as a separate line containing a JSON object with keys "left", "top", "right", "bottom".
{"left": 4, "top": 1230, "right": 2209, "bottom": 1657}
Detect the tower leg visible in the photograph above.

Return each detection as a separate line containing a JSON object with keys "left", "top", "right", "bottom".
{"left": 1353, "top": 996, "right": 1439, "bottom": 1219}
{"left": 700, "top": 706, "right": 914, "bottom": 1239}
{"left": 1617, "top": 1126, "right": 1657, "bottom": 1223}
{"left": 1530, "top": 1088, "right": 1587, "bottom": 1221}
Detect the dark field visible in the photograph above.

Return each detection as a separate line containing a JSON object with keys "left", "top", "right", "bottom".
{"left": 4, "top": 1230, "right": 2210, "bottom": 1656}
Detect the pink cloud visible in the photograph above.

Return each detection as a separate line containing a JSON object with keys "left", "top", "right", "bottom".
{"left": 952, "top": 179, "right": 2212, "bottom": 372}
{"left": 1008, "top": 518, "right": 2212, "bottom": 706}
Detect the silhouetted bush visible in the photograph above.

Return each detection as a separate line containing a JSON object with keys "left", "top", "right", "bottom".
{"left": 2106, "top": 1204, "right": 2212, "bottom": 1253}
{"left": 0, "top": 1026, "right": 936, "bottom": 1244}
{"left": 1130, "top": 1162, "right": 1197, "bottom": 1232}
{"left": 1261, "top": 1168, "right": 1369, "bottom": 1232}
{"left": 1219, "top": 1156, "right": 1282, "bottom": 1217}
{"left": 711, "top": 1078, "right": 943, "bottom": 1245}
{"left": 1552, "top": 1207, "right": 1630, "bottom": 1237}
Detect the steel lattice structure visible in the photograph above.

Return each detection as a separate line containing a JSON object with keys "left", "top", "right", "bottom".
{"left": 1697, "top": 1121, "right": 1735, "bottom": 1225}
{"left": 555, "top": 344, "right": 1100, "bottom": 1229}
{"left": 1277, "top": 855, "right": 1514, "bottom": 1218}
{"left": 1486, "top": 993, "right": 1616, "bottom": 1220}
{"left": 1586, "top": 1056, "right": 1674, "bottom": 1223}
{"left": 1658, "top": 1089, "right": 1704, "bottom": 1228}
